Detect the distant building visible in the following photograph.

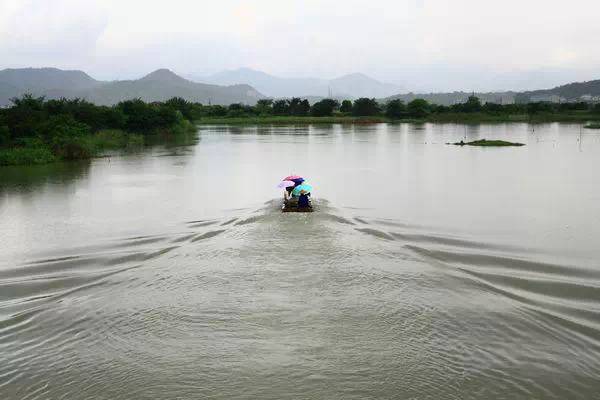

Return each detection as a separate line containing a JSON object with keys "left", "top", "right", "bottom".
{"left": 579, "top": 94, "right": 600, "bottom": 102}
{"left": 530, "top": 94, "right": 564, "bottom": 103}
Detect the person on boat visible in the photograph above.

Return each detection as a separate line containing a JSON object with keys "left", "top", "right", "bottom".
{"left": 298, "top": 191, "right": 311, "bottom": 208}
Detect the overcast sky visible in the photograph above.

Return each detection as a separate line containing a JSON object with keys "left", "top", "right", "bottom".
{"left": 1, "top": 0, "right": 599, "bottom": 91}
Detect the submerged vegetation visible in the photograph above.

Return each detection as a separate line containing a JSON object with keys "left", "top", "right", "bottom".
{"left": 0, "top": 95, "right": 196, "bottom": 165}
{"left": 449, "top": 139, "right": 525, "bottom": 147}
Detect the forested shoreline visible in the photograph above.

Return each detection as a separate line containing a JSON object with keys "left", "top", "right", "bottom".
{"left": 0, "top": 95, "right": 195, "bottom": 165}
{"left": 2, "top": 94, "right": 600, "bottom": 165}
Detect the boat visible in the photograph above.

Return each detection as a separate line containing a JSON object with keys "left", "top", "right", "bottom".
{"left": 282, "top": 198, "right": 313, "bottom": 213}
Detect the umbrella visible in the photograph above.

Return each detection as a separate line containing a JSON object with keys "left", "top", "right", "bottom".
{"left": 277, "top": 180, "right": 295, "bottom": 188}
{"left": 292, "top": 183, "right": 313, "bottom": 196}
{"left": 291, "top": 177, "right": 305, "bottom": 185}
{"left": 284, "top": 175, "right": 303, "bottom": 181}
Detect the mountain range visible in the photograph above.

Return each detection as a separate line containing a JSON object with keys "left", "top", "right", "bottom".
{"left": 0, "top": 68, "right": 264, "bottom": 107}
{"left": 192, "top": 68, "right": 404, "bottom": 99}
{"left": 1, "top": 67, "right": 599, "bottom": 108}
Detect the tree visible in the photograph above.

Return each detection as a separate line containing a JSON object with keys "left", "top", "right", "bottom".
{"left": 406, "top": 99, "right": 430, "bottom": 118}
{"left": 311, "top": 99, "right": 339, "bottom": 117}
{"left": 463, "top": 95, "right": 483, "bottom": 112}
{"left": 273, "top": 99, "right": 290, "bottom": 115}
{"left": 340, "top": 100, "right": 353, "bottom": 113}
{"left": 0, "top": 125, "right": 10, "bottom": 147}
{"left": 352, "top": 98, "right": 380, "bottom": 116}
{"left": 255, "top": 99, "right": 273, "bottom": 115}
{"left": 385, "top": 99, "right": 406, "bottom": 119}
{"left": 289, "top": 98, "right": 310, "bottom": 116}
{"left": 227, "top": 103, "right": 248, "bottom": 117}
{"left": 165, "top": 97, "right": 194, "bottom": 120}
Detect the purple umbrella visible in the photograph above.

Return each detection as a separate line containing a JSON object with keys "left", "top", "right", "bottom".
{"left": 277, "top": 180, "right": 296, "bottom": 188}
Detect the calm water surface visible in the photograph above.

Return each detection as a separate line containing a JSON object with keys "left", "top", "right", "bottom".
{"left": 1, "top": 123, "right": 600, "bottom": 399}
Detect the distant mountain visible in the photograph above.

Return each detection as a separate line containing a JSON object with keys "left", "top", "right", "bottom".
{"left": 82, "top": 69, "right": 264, "bottom": 106}
{"left": 195, "top": 68, "right": 403, "bottom": 99}
{"left": 383, "top": 91, "right": 518, "bottom": 106}
{"left": 517, "top": 79, "right": 600, "bottom": 102}
{"left": 329, "top": 73, "right": 403, "bottom": 98}
{"left": 0, "top": 67, "right": 265, "bottom": 106}
{"left": 0, "top": 67, "right": 99, "bottom": 92}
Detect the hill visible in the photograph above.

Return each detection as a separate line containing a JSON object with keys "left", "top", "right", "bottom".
{"left": 0, "top": 68, "right": 265, "bottom": 106}
{"left": 517, "top": 79, "right": 600, "bottom": 102}
{"left": 196, "top": 68, "right": 402, "bottom": 99}
{"left": 82, "top": 69, "right": 264, "bottom": 106}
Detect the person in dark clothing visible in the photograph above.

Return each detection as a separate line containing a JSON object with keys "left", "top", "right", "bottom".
{"left": 298, "top": 192, "right": 310, "bottom": 208}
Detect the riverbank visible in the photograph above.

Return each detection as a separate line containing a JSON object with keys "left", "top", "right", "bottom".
{"left": 0, "top": 96, "right": 197, "bottom": 166}
{"left": 196, "top": 112, "right": 600, "bottom": 125}
{"left": 0, "top": 122, "right": 195, "bottom": 166}
{"left": 195, "top": 116, "right": 389, "bottom": 124}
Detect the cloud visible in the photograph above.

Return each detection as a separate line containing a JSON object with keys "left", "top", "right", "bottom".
{"left": 0, "top": 0, "right": 599, "bottom": 89}
{"left": 0, "top": 0, "right": 108, "bottom": 67}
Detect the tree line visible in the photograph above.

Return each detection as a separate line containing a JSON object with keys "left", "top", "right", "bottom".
{"left": 0, "top": 95, "right": 195, "bottom": 164}
{"left": 187, "top": 96, "right": 600, "bottom": 119}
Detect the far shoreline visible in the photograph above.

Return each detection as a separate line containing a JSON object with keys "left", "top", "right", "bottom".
{"left": 196, "top": 113, "right": 600, "bottom": 125}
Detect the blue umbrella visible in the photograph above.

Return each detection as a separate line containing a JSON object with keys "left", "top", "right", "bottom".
{"left": 292, "top": 183, "right": 313, "bottom": 196}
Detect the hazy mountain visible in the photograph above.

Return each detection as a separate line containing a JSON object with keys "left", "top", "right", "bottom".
{"left": 329, "top": 73, "right": 403, "bottom": 98}
{"left": 0, "top": 68, "right": 265, "bottom": 106}
{"left": 82, "top": 69, "right": 264, "bottom": 106}
{"left": 0, "top": 67, "right": 99, "bottom": 93}
{"left": 517, "top": 79, "right": 600, "bottom": 102}
{"left": 195, "top": 68, "right": 402, "bottom": 99}
{"left": 383, "top": 91, "right": 517, "bottom": 106}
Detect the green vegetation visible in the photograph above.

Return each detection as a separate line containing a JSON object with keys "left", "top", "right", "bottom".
{"left": 0, "top": 95, "right": 196, "bottom": 165}
{"left": 584, "top": 123, "right": 600, "bottom": 129}
{"left": 193, "top": 95, "right": 600, "bottom": 125}
{"left": 449, "top": 139, "right": 525, "bottom": 147}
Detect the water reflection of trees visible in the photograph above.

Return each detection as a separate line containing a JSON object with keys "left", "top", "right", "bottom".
{"left": 0, "top": 160, "right": 90, "bottom": 196}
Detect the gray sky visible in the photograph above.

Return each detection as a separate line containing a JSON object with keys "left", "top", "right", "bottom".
{"left": 1, "top": 0, "right": 599, "bottom": 91}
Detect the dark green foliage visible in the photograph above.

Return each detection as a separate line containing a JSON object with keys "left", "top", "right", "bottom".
{"left": 463, "top": 95, "right": 483, "bottom": 112}
{"left": 311, "top": 99, "right": 339, "bottom": 117}
{"left": 289, "top": 98, "right": 310, "bottom": 116}
{"left": 352, "top": 98, "right": 380, "bottom": 116}
{"left": 0, "top": 94, "right": 196, "bottom": 165}
{"left": 0, "top": 125, "right": 9, "bottom": 147}
{"left": 385, "top": 99, "right": 406, "bottom": 119}
{"left": 406, "top": 99, "right": 431, "bottom": 118}
{"left": 273, "top": 100, "right": 290, "bottom": 115}
{"left": 207, "top": 105, "right": 228, "bottom": 117}
{"left": 255, "top": 99, "right": 273, "bottom": 115}
{"left": 0, "top": 146, "right": 56, "bottom": 166}
{"left": 340, "top": 100, "right": 353, "bottom": 113}
{"left": 584, "top": 123, "right": 600, "bottom": 129}
{"left": 450, "top": 139, "right": 525, "bottom": 147}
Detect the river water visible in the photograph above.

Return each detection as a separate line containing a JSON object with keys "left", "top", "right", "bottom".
{"left": 1, "top": 123, "right": 599, "bottom": 399}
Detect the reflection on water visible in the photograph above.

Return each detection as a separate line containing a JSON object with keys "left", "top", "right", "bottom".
{"left": 1, "top": 123, "right": 600, "bottom": 399}
{"left": 0, "top": 161, "right": 91, "bottom": 195}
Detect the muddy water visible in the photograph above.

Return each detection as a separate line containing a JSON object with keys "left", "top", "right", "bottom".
{"left": 1, "top": 123, "right": 599, "bottom": 399}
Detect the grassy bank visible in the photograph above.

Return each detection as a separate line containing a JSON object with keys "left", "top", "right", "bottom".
{"left": 197, "top": 112, "right": 600, "bottom": 125}
{"left": 0, "top": 130, "right": 144, "bottom": 166}
{"left": 196, "top": 116, "right": 389, "bottom": 125}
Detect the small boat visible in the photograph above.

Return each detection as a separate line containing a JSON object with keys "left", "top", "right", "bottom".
{"left": 282, "top": 198, "right": 313, "bottom": 213}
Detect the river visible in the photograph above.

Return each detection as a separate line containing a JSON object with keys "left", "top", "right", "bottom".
{"left": 1, "top": 123, "right": 599, "bottom": 399}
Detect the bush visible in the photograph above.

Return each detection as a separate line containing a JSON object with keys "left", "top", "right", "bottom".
{"left": 352, "top": 98, "right": 380, "bottom": 116}
{"left": 385, "top": 99, "right": 406, "bottom": 119}
{"left": 311, "top": 99, "right": 339, "bottom": 117}
{"left": 0, "top": 146, "right": 56, "bottom": 166}
{"left": 340, "top": 100, "right": 353, "bottom": 113}
{"left": 407, "top": 99, "right": 430, "bottom": 118}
